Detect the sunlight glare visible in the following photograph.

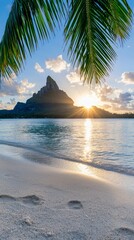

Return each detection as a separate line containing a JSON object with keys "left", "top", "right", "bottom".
{"left": 83, "top": 119, "right": 92, "bottom": 161}
{"left": 78, "top": 93, "right": 99, "bottom": 109}
{"left": 84, "top": 119, "right": 92, "bottom": 141}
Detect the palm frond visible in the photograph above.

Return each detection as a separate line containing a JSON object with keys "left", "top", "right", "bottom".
{"left": 0, "top": 0, "right": 65, "bottom": 78}
{"left": 64, "top": 0, "right": 132, "bottom": 84}
{"left": 108, "top": 0, "right": 132, "bottom": 41}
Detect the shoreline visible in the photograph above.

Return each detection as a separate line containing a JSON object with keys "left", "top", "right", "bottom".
{"left": 0, "top": 143, "right": 134, "bottom": 190}
{"left": 0, "top": 146, "right": 134, "bottom": 239}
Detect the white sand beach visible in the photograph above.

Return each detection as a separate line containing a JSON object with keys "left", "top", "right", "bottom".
{"left": 0, "top": 146, "right": 134, "bottom": 240}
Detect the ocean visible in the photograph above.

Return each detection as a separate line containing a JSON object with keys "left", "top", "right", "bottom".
{"left": 0, "top": 118, "right": 134, "bottom": 177}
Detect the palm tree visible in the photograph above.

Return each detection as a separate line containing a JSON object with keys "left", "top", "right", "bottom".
{"left": 0, "top": 0, "right": 132, "bottom": 84}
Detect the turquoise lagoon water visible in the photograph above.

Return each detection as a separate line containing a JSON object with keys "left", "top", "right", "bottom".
{"left": 0, "top": 118, "right": 134, "bottom": 176}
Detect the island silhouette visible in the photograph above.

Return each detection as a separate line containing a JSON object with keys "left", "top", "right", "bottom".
{"left": 0, "top": 76, "right": 133, "bottom": 118}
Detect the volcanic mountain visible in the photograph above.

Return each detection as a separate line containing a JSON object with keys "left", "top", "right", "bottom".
{"left": 13, "top": 76, "right": 76, "bottom": 117}
{"left": 1, "top": 76, "right": 132, "bottom": 118}
{"left": 26, "top": 76, "right": 73, "bottom": 106}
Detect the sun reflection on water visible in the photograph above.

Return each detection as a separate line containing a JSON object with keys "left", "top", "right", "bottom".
{"left": 74, "top": 119, "right": 97, "bottom": 177}
{"left": 83, "top": 119, "right": 92, "bottom": 161}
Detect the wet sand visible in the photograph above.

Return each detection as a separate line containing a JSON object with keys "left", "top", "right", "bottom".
{"left": 0, "top": 148, "right": 134, "bottom": 240}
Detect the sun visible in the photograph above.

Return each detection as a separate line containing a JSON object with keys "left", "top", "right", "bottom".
{"left": 77, "top": 94, "right": 99, "bottom": 109}
{"left": 81, "top": 96, "right": 93, "bottom": 109}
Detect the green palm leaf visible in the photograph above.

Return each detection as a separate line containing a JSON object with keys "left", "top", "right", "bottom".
{"left": 0, "top": 0, "right": 132, "bottom": 84}
{"left": 65, "top": 0, "right": 132, "bottom": 84}
{"left": 0, "top": 0, "right": 65, "bottom": 78}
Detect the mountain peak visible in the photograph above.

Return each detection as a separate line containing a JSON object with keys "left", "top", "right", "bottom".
{"left": 26, "top": 76, "right": 74, "bottom": 105}
{"left": 46, "top": 76, "right": 59, "bottom": 91}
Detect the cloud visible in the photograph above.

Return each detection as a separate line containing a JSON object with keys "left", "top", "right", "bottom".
{"left": 45, "top": 55, "right": 70, "bottom": 73}
{"left": 97, "top": 84, "right": 134, "bottom": 113}
{"left": 35, "top": 63, "right": 44, "bottom": 73}
{"left": 66, "top": 69, "right": 84, "bottom": 84}
{"left": 119, "top": 92, "right": 133, "bottom": 103}
{"left": 10, "top": 72, "right": 17, "bottom": 79}
{"left": 0, "top": 100, "right": 4, "bottom": 109}
{"left": 66, "top": 70, "right": 80, "bottom": 84}
{"left": 0, "top": 78, "right": 35, "bottom": 97}
{"left": 97, "top": 85, "right": 121, "bottom": 102}
{"left": 8, "top": 98, "right": 16, "bottom": 105}
{"left": 7, "top": 98, "right": 17, "bottom": 110}
{"left": 0, "top": 98, "right": 17, "bottom": 110}
{"left": 121, "top": 72, "right": 134, "bottom": 84}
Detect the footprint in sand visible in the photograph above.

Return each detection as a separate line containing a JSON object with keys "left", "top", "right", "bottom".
{"left": 18, "top": 195, "right": 43, "bottom": 206}
{"left": 55, "top": 231, "right": 87, "bottom": 240}
{"left": 35, "top": 230, "right": 87, "bottom": 240}
{"left": 0, "top": 195, "right": 16, "bottom": 201}
{"left": 0, "top": 194, "right": 43, "bottom": 206}
{"left": 106, "top": 227, "right": 134, "bottom": 240}
{"left": 67, "top": 200, "right": 83, "bottom": 209}
{"left": 118, "top": 227, "right": 134, "bottom": 234}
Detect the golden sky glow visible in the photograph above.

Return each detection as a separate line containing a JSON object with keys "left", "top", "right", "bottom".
{"left": 76, "top": 93, "right": 100, "bottom": 109}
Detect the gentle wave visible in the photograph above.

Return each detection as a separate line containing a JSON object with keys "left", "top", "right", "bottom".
{"left": 0, "top": 140, "right": 134, "bottom": 177}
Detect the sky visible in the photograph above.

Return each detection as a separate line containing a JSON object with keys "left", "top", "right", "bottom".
{"left": 0, "top": 0, "right": 134, "bottom": 113}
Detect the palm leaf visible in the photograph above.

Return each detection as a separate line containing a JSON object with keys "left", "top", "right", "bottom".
{"left": 0, "top": 0, "right": 132, "bottom": 84}
{"left": 0, "top": 0, "right": 65, "bottom": 79}
{"left": 64, "top": 0, "right": 132, "bottom": 84}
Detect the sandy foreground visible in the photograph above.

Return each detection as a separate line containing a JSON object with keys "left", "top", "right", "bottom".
{"left": 0, "top": 147, "right": 134, "bottom": 240}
